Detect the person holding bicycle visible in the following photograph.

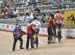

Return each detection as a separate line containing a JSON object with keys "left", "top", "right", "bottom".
{"left": 54, "top": 11, "right": 63, "bottom": 42}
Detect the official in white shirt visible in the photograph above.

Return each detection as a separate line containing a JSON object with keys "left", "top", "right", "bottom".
{"left": 31, "top": 17, "right": 41, "bottom": 47}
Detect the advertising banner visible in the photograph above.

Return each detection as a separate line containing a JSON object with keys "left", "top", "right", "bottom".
{"left": 0, "top": 23, "right": 75, "bottom": 38}
{"left": 64, "top": 10, "right": 75, "bottom": 28}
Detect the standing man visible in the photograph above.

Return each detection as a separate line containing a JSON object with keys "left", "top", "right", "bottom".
{"left": 12, "top": 24, "right": 25, "bottom": 51}
{"left": 26, "top": 20, "right": 34, "bottom": 49}
{"left": 54, "top": 11, "right": 62, "bottom": 28}
{"left": 31, "top": 17, "right": 41, "bottom": 47}
{"left": 47, "top": 14, "right": 54, "bottom": 44}
{"left": 54, "top": 11, "right": 63, "bottom": 42}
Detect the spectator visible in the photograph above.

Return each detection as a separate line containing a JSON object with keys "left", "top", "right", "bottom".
{"left": 2, "top": 9, "right": 9, "bottom": 19}
{"left": 34, "top": 7, "right": 40, "bottom": 13}
{"left": 25, "top": 12, "right": 34, "bottom": 22}
{"left": 41, "top": 13, "right": 46, "bottom": 23}
{"left": 30, "top": 12, "right": 34, "bottom": 19}
{"left": 18, "top": 13, "right": 25, "bottom": 22}
{"left": 25, "top": 7, "right": 30, "bottom": 14}
{"left": 33, "top": 6, "right": 40, "bottom": 17}
{"left": 13, "top": 8, "right": 19, "bottom": 18}
{"left": 26, "top": 13, "right": 30, "bottom": 19}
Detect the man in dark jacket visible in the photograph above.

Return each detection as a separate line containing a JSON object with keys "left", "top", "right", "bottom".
{"left": 12, "top": 24, "right": 25, "bottom": 51}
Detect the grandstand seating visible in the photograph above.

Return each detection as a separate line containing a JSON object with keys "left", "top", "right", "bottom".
{"left": 0, "top": 0, "right": 75, "bottom": 28}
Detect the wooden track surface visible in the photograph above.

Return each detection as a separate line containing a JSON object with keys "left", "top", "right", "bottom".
{"left": 0, "top": 31, "right": 75, "bottom": 55}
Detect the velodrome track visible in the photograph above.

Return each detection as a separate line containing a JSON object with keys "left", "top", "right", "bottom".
{"left": 0, "top": 31, "right": 75, "bottom": 55}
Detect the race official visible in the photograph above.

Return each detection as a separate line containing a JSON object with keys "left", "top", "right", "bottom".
{"left": 31, "top": 17, "right": 41, "bottom": 47}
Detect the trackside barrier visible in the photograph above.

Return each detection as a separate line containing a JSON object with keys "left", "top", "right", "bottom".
{"left": 0, "top": 23, "right": 75, "bottom": 39}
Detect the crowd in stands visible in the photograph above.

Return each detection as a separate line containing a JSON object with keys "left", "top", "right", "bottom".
{"left": 0, "top": 5, "right": 42, "bottom": 22}
{"left": 0, "top": 0, "right": 75, "bottom": 24}
{"left": 0, "top": 1, "right": 48, "bottom": 23}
